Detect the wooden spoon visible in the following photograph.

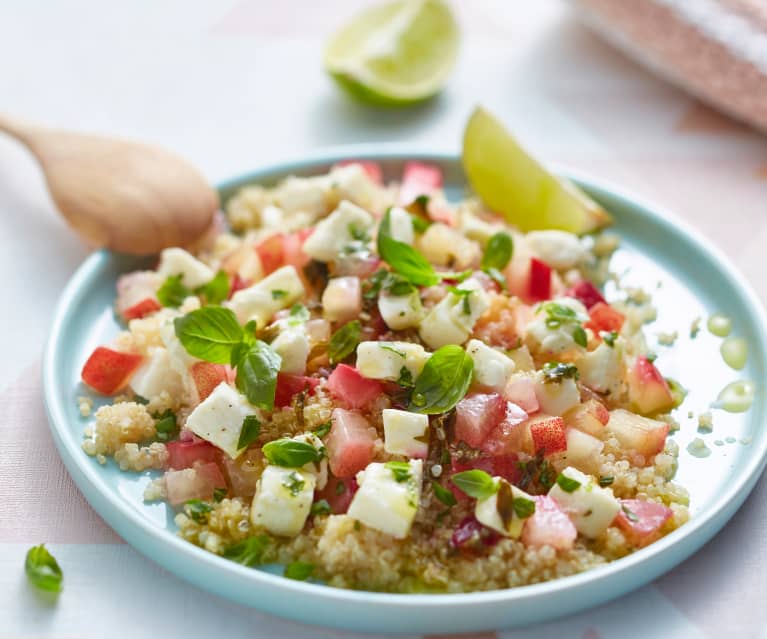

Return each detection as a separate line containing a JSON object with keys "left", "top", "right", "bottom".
{"left": 0, "top": 115, "right": 219, "bottom": 255}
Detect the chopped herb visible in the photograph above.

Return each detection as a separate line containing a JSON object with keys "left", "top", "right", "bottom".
{"left": 310, "top": 499, "right": 332, "bottom": 516}
{"left": 484, "top": 266, "right": 507, "bottom": 291}
{"left": 397, "top": 366, "right": 414, "bottom": 388}
{"left": 195, "top": 270, "right": 230, "bottom": 305}
{"left": 409, "top": 344, "right": 474, "bottom": 414}
{"left": 448, "top": 287, "right": 473, "bottom": 315}
{"left": 385, "top": 461, "right": 411, "bottom": 483}
{"left": 451, "top": 469, "right": 499, "bottom": 500}
{"left": 284, "top": 561, "right": 314, "bottom": 581}
{"left": 646, "top": 352, "right": 657, "bottom": 363}
{"left": 539, "top": 460, "right": 555, "bottom": 490}
{"left": 133, "top": 394, "right": 149, "bottom": 405}
{"left": 411, "top": 213, "right": 431, "bottom": 233}
{"left": 213, "top": 487, "right": 228, "bottom": 502}
{"left": 598, "top": 476, "right": 614, "bottom": 487}
{"left": 621, "top": 504, "right": 640, "bottom": 523}
{"left": 262, "top": 439, "right": 322, "bottom": 468}
{"left": 542, "top": 361, "right": 580, "bottom": 384}
{"left": 481, "top": 232, "right": 514, "bottom": 271}
{"left": 512, "top": 496, "right": 536, "bottom": 519}
{"left": 348, "top": 223, "right": 371, "bottom": 243}
{"left": 572, "top": 326, "right": 588, "bottom": 348}
{"left": 154, "top": 410, "right": 177, "bottom": 442}
{"left": 328, "top": 320, "right": 362, "bottom": 364}
{"left": 157, "top": 274, "right": 191, "bottom": 308}
{"left": 353, "top": 520, "right": 362, "bottom": 531}
{"left": 602, "top": 331, "right": 618, "bottom": 347}
{"left": 185, "top": 499, "right": 213, "bottom": 524}
{"left": 289, "top": 303, "right": 310, "bottom": 322}
{"left": 555, "top": 473, "right": 581, "bottom": 493}
{"left": 432, "top": 481, "right": 457, "bottom": 507}
{"left": 237, "top": 415, "right": 261, "bottom": 450}
{"left": 25, "top": 544, "right": 63, "bottom": 594}
{"left": 313, "top": 421, "right": 332, "bottom": 439}
{"left": 379, "top": 344, "right": 406, "bottom": 358}
{"left": 282, "top": 471, "right": 306, "bottom": 496}
{"left": 335, "top": 481, "right": 346, "bottom": 496}
{"left": 377, "top": 208, "right": 439, "bottom": 287}
{"left": 222, "top": 535, "right": 270, "bottom": 567}
{"left": 271, "top": 289, "right": 288, "bottom": 300}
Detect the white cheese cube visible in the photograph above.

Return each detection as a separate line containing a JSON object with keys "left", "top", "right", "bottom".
{"left": 160, "top": 318, "right": 198, "bottom": 392}
{"left": 577, "top": 341, "right": 622, "bottom": 395}
{"left": 129, "top": 347, "right": 185, "bottom": 400}
{"left": 329, "top": 164, "right": 376, "bottom": 210}
{"left": 228, "top": 265, "right": 305, "bottom": 326}
{"left": 356, "top": 341, "right": 431, "bottom": 382}
{"left": 185, "top": 382, "right": 260, "bottom": 459}
{"left": 467, "top": 339, "right": 515, "bottom": 392}
{"left": 157, "top": 248, "right": 215, "bottom": 289}
{"left": 387, "top": 206, "right": 415, "bottom": 245}
{"left": 525, "top": 231, "right": 587, "bottom": 270}
{"left": 548, "top": 466, "right": 620, "bottom": 538}
{"left": 448, "top": 280, "right": 490, "bottom": 332}
{"left": 378, "top": 289, "right": 424, "bottom": 330}
{"left": 275, "top": 176, "right": 329, "bottom": 218}
{"left": 383, "top": 409, "right": 429, "bottom": 457}
{"left": 475, "top": 480, "right": 533, "bottom": 538}
{"left": 270, "top": 328, "right": 310, "bottom": 375}
{"left": 250, "top": 466, "right": 316, "bottom": 537}
{"left": 525, "top": 297, "right": 588, "bottom": 355}
{"left": 302, "top": 200, "right": 374, "bottom": 262}
{"left": 418, "top": 282, "right": 488, "bottom": 349}
{"left": 348, "top": 460, "right": 422, "bottom": 539}
{"left": 533, "top": 374, "right": 581, "bottom": 416}
{"left": 322, "top": 276, "right": 362, "bottom": 323}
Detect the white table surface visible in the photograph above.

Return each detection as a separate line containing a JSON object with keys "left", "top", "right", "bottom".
{"left": 2, "top": 1, "right": 767, "bottom": 637}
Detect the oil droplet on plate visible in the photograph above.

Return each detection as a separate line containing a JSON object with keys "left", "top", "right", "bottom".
{"left": 716, "top": 380, "right": 755, "bottom": 413}
{"left": 707, "top": 313, "right": 732, "bottom": 337}
{"left": 721, "top": 336, "right": 748, "bottom": 370}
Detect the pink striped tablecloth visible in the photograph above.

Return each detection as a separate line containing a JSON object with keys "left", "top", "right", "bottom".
{"left": 1, "top": 2, "right": 767, "bottom": 638}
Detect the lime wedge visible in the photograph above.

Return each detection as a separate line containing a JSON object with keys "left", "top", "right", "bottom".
{"left": 324, "top": 0, "right": 459, "bottom": 106}
{"left": 462, "top": 107, "right": 612, "bottom": 234}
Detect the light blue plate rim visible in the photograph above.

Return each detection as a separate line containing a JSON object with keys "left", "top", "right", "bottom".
{"left": 42, "top": 145, "right": 767, "bottom": 634}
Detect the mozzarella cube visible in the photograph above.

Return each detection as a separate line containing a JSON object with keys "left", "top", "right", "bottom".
{"left": 329, "top": 164, "right": 376, "bottom": 210}
{"left": 533, "top": 374, "right": 581, "bottom": 416}
{"left": 467, "top": 339, "right": 515, "bottom": 392}
{"left": 475, "top": 480, "right": 533, "bottom": 538}
{"left": 348, "top": 460, "right": 422, "bottom": 539}
{"left": 356, "top": 341, "right": 431, "bottom": 382}
{"left": 129, "top": 347, "right": 185, "bottom": 400}
{"left": 322, "top": 276, "right": 362, "bottom": 323}
{"left": 577, "top": 342, "right": 622, "bottom": 395}
{"left": 526, "top": 297, "right": 588, "bottom": 355}
{"left": 185, "top": 382, "right": 260, "bottom": 459}
{"left": 418, "top": 282, "right": 489, "bottom": 349}
{"left": 378, "top": 289, "right": 424, "bottom": 330}
{"left": 251, "top": 466, "right": 316, "bottom": 537}
{"left": 383, "top": 409, "right": 429, "bottom": 457}
{"left": 548, "top": 467, "right": 620, "bottom": 538}
{"left": 157, "top": 248, "right": 215, "bottom": 289}
{"left": 387, "top": 206, "right": 415, "bottom": 245}
{"left": 525, "top": 231, "right": 587, "bottom": 270}
{"left": 275, "top": 176, "right": 329, "bottom": 218}
{"left": 228, "top": 265, "right": 305, "bottom": 326}
{"left": 302, "top": 200, "right": 374, "bottom": 262}
{"left": 270, "top": 328, "right": 310, "bottom": 375}
{"left": 160, "top": 318, "right": 198, "bottom": 392}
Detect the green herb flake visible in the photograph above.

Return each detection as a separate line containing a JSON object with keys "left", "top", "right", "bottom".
{"left": 411, "top": 213, "right": 431, "bottom": 234}
{"left": 282, "top": 471, "right": 306, "bottom": 497}
{"left": 154, "top": 410, "right": 177, "bottom": 442}
{"left": 542, "top": 361, "right": 580, "bottom": 384}
{"left": 25, "top": 544, "right": 63, "bottom": 594}
{"left": 379, "top": 344, "right": 406, "bottom": 358}
{"left": 310, "top": 499, "right": 332, "bottom": 516}
{"left": 377, "top": 208, "right": 439, "bottom": 287}
{"left": 602, "top": 331, "right": 618, "bottom": 347}
{"left": 335, "top": 481, "right": 346, "bottom": 496}
{"left": 313, "top": 421, "right": 332, "bottom": 439}
{"left": 213, "top": 487, "right": 228, "bottom": 502}
{"left": 195, "top": 270, "right": 230, "bottom": 306}
{"left": 646, "top": 352, "right": 658, "bottom": 363}
{"left": 237, "top": 414, "right": 261, "bottom": 450}
{"left": 328, "top": 320, "right": 362, "bottom": 364}
{"left": 598, "top": 476, "right": 614, "bottom": 487}
{"left": 409, "top": 344, "right": 474, "bottom": 414}
{"left": 385, "top": 461, "right": 411, "bottom": 483}
{"left": 157, "top": 274, "right": 192, "bottom": 308}
{"left": 223, "top": 535, "right": 270, "bottom": 567}
{"left": 451, "top": 469, "right": 499, "bottom": 500}
{"left": 431, "top": 481, "right": 457, "bottom": 507}
{"left": 555, "top": 473, "right": 581, "bottom": 493}
{"left": 481, "top": 232, "right": 514, "bottom": 271}
{"left": 271, "top": 289, "right": 288, "bottom": 300}
{"left": 621, "top": 504, "right": 640, "bottom": 523}
{"left": 284, "top": 560, "right": 315, "bottom": 581}
{"left": 397, "top": 366, "right": 414, "bottom": 388}
{"left": 288, "top": 303, "right": 310, "bottom": 325}
{"left": 185, "top": 499, "right": 213, "bottom": 524}
{"left": 262, "top": 439, "right": 322, "bottom": 468}
{"left": 174, "top": 306, "right": 244, "bottom": 364}
{"left": 512, "top": 496, "right": 536, "bottom": 519}
{"left": 484, "top": 266, "right": 507, "bottom": 291}
{"left": 572, "top": 326, "right": 588, "bottom": 348}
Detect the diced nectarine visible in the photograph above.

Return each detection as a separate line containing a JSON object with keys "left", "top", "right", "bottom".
{"left": 81, "top": 346, "right": 144, "bottom": 395}
{"left": 606, "top": 409, "right": 669, "bottom": 460}
{"left": 627, "top": 356, "right": 675, "bottom": 415}
{"left": 529, "top": 415, "right": 567, "bottom": 455}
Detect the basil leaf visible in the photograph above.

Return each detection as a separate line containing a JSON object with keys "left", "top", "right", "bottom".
{"left": 409, "top": 345, "right": 473, "bottom": 414}
{"left": 512, "top": 496, "right": 536, "bottom": 519}
{"left": 25, "top": 544, "right": 63, "bottom": 594}
{"left": 451, "top": 469, "right": 499, "bottom": 500}
{"left": 289, "top": 303, "right": 310, "bottom": 324}
{"left": 213, "top": 487, "right": 228, "bottom": 502}
{"left": 313, "top": 421, "right": 332, "bottom": 439}
{"left": 195, "top": 270, "right": 230, "bottom": 306}
{"left": 237, "top": 415, "right": 261, "bottom": 450}
{"left": 174, "top": 307, "right": 244, "bottom": 364}
{"left": 602, "top": 331, "right": 618, "bottom": 347}
{"left": 556, "top": 473, "right": 581, "bottom": 493}
{"left": 572, "top": 326, "right": 588, "bottom": 348}
{"left": 157, "top": 274, "right": 191, "bottom": 308}
{"left": 432, "top": 481, "right": 457, "bottom": 507}
{"left": 262, "top": 438, "right": 321, "bottom": 467}
{"left": 542, "top": 361, "right": 580, "bottom": 384}
{"left": 223, "top": 535, "right": 270, "bottom": 567}
{"left": 481, "top": 232, "right": 513, "bottom": 271}
{"left": 284, "top": 561, "right": 314, "bottom": 581}
{"left": 310, "top": 499, "right": 331, "bottom": 516}
{"left": 384, "top": 460, "right": 411, "bottom": 482}
{"left": 234, "top": 340, "right": 281, "bottom": 410}
{"left": 484, "top": 266, "right": 507, "bottom": 291}
{"left": 377, "top": 209, "right": 439, "bottom": 287}
{"left": 185, "top": 499, "right": 213, "bottom": 524}
{"left": 328, "top": 320, "right": 362, "bottom": 364}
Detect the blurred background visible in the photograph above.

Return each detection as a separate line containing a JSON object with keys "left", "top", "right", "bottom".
{"left": 2, "top": 1, "right": 766, "bottom": 637}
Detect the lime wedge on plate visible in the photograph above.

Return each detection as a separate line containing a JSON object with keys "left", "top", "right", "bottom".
{"left": 324, "top": 0, "right": 459, "bottom": 106}
{"left": 462, "top": 107, "right": 612, "bottom": 234}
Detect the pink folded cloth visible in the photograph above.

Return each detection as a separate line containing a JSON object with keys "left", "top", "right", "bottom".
{"left": 570, "top": 0, "right": 767, "bottom": 133}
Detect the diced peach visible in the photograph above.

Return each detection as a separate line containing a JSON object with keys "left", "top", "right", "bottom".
{"left": 399, "top": 161, "right": 442, "bottom": 205}
{"left": 606, "top": 409, "right": 669, "bottom": 459}
{"left": 81, "top": 346, "right": 144, "bottom": 395}
{"left": 221, "top": 449, "right": 263, "bottom": 498}
{"left": 191, "top": 363, "right": 231, "bottom": 403}
{"left": 326, "top": 409, "right": 377, "bottom": 478}
{"left": 478, "top": 403, "right": 529, "bottom": 455}
{"left": 166, "top": 438, "right": 221, "bottom": 470}
{"left": 529, "top": 415, "right": 567, "bottom": 455}
{"left": 563, "top": 400, "right": 609, "bottom": 436}
{"left": 585, "top": 302, "right": 625, "bottom": 334}
{"left": 521, "top": 496, "right": 577, "bottom": 550}
{"left": 528, "top": 258, "right": 552, "bottom": 302}
{"left": 454, "top": 393, "right": 507, "bottom": 448}
{"left": 615, "top": 498, "right": 673, "bottom": 547}
{"left": 503, "top": 375, "right": 539, "bottom": 413}
{"left": 165, "top": 462, "right": 226, "bottom": 506}
{"left": 564, "top": 280, "right": 606, "bottom": 310}
{"left": 315, "top": 476, "right": 358, "bottom": 514}
{"left": 123, "top": 298, "right": 161, "bottom": 320}
{"left": 274, "top": 373, "right": 320, "bottom": 408}
{"left": 564, "top": 428, "right": 604, "bottom": 470}
{"left": 627, "top": 356, "right": 675, "bottom": 415}
{"left": 255, "top": 233, "right": 285, "bottom": 276}
{"left": 327, "top": 364, "right": 384, "bottom": 409}
{"left": 116, "top": 271, "right": 160, "bottom": 319}
{"left": 337, "top": 160, "right": 383, "bottom": 185}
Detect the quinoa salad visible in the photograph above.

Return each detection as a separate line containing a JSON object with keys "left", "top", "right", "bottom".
{"left": 78, "top": 158, "right": 689, "bottom": 593}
